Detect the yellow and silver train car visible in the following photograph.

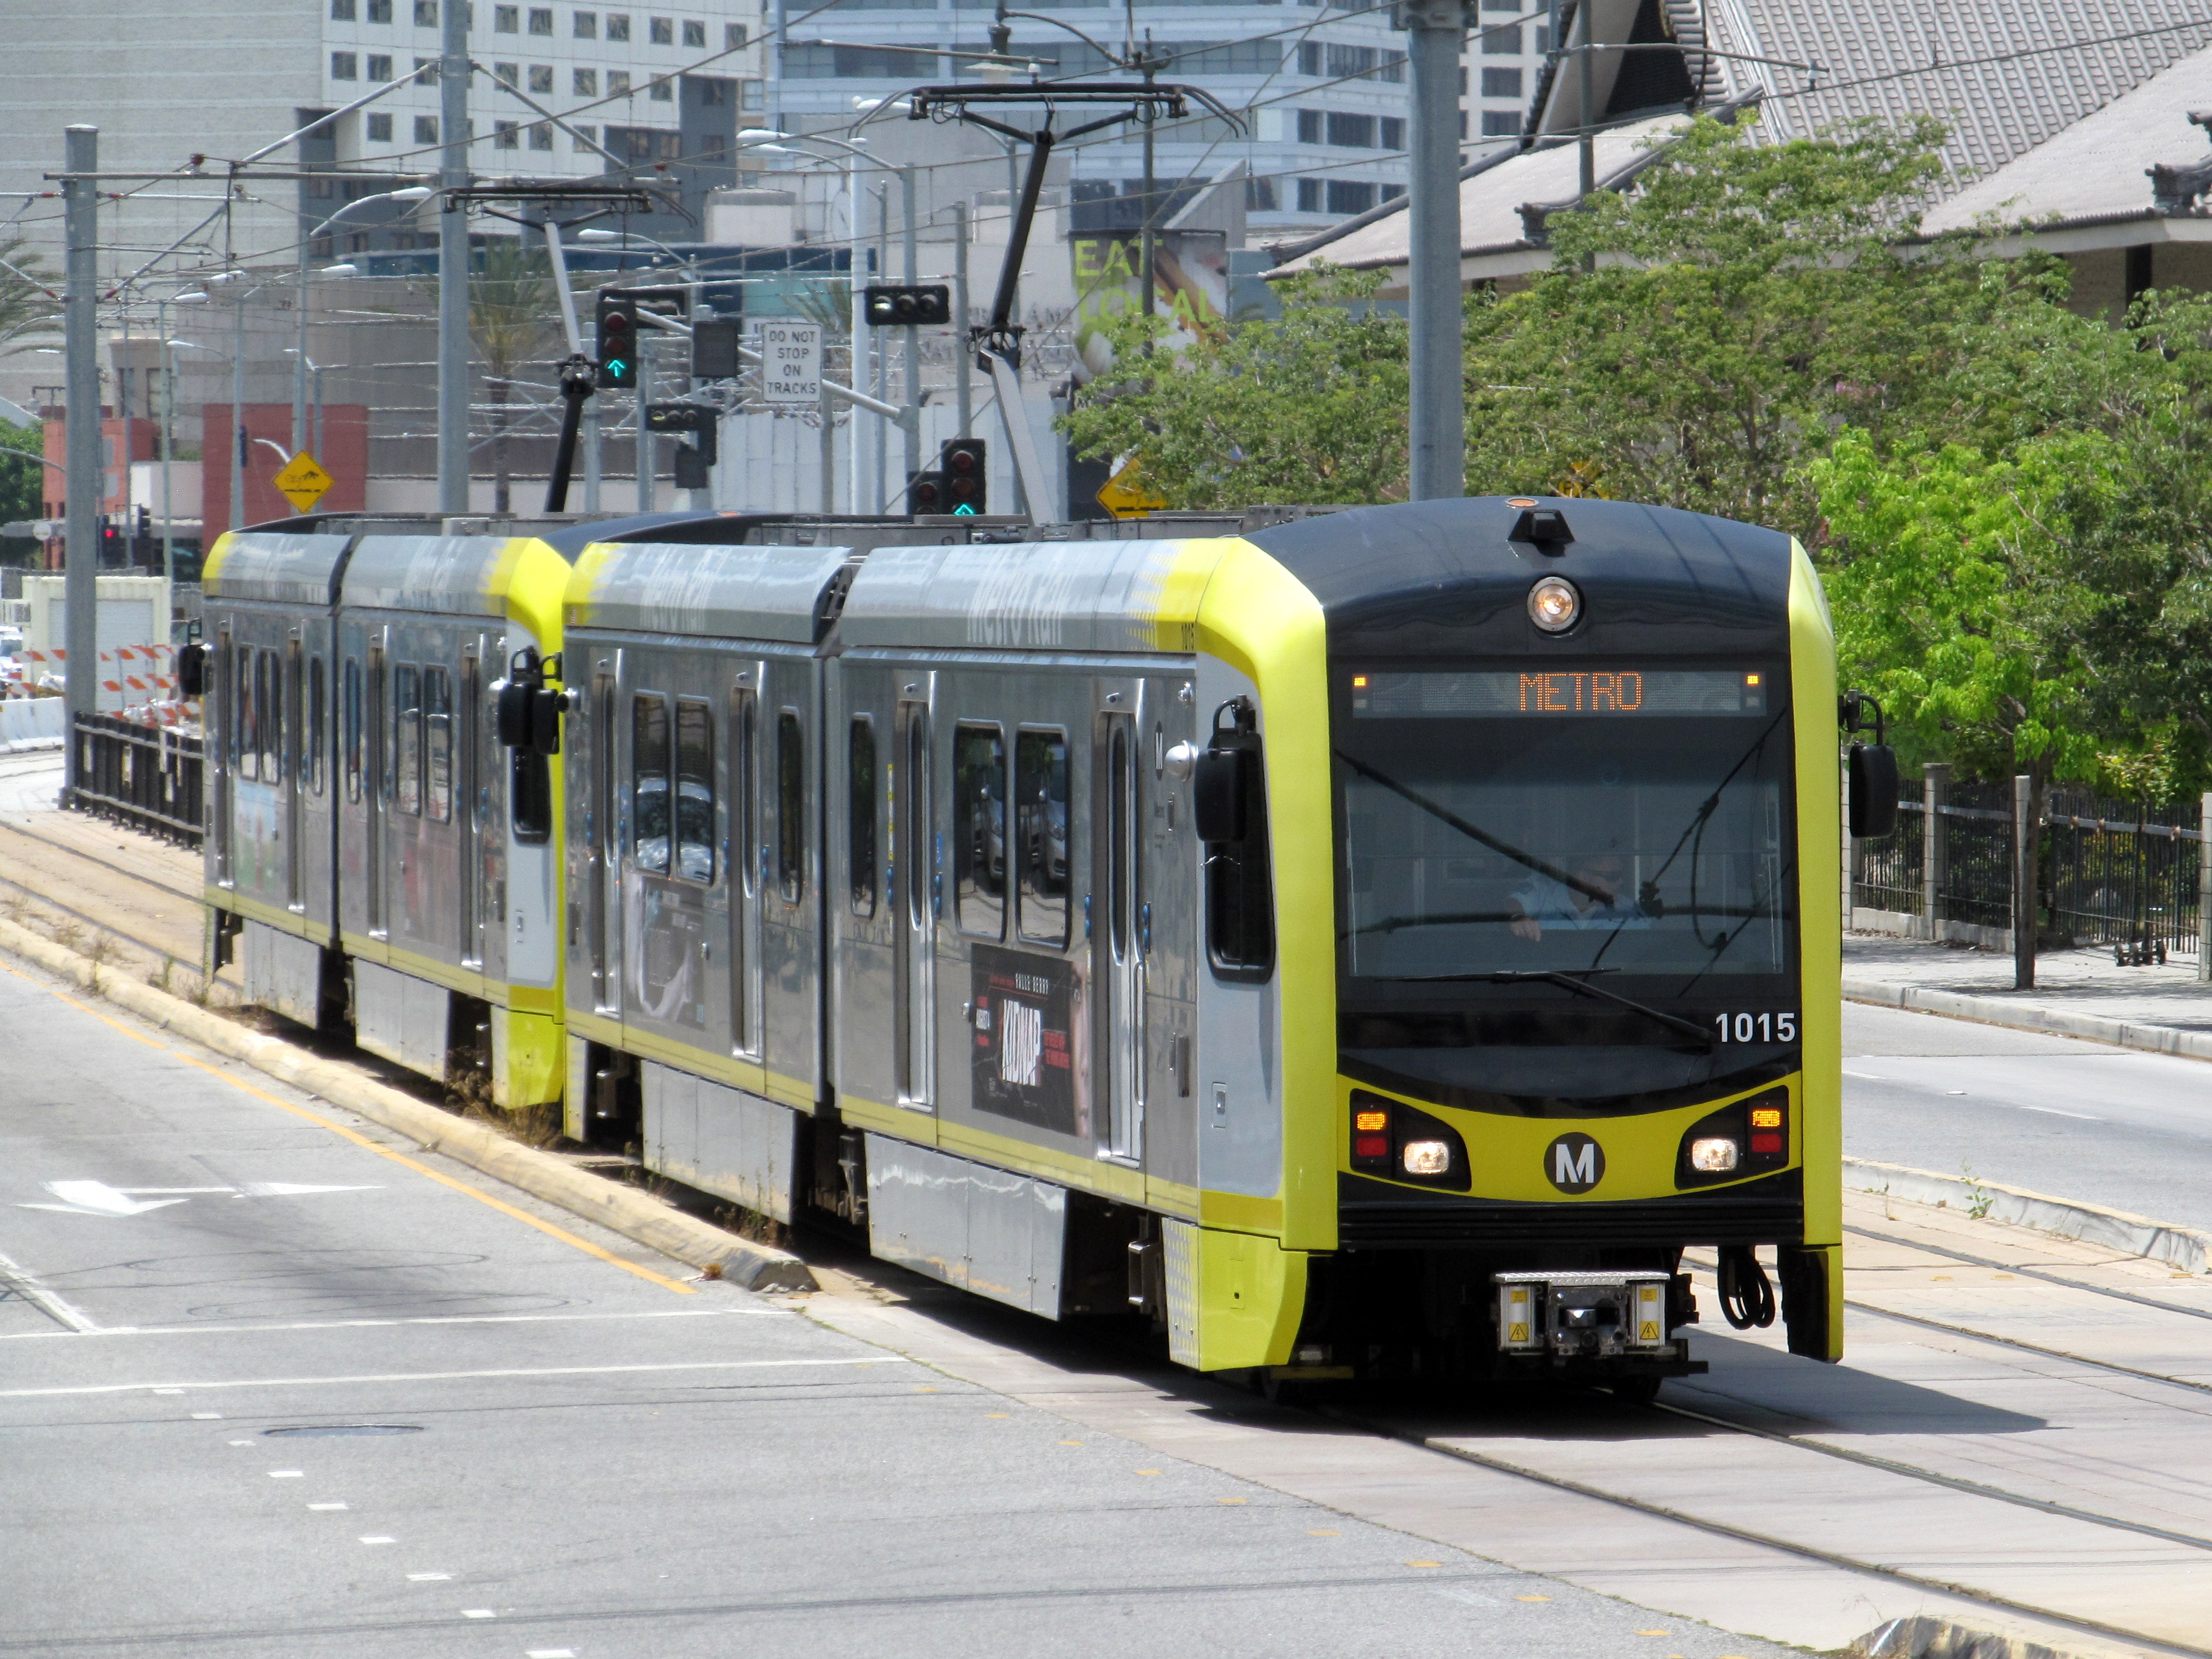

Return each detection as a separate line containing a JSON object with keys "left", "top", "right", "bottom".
{"left": 533, "top": 495, "right": 1846, "bottom": 1386}
{"left": 198, "top": 514, "right": 725, "bottom": 1108}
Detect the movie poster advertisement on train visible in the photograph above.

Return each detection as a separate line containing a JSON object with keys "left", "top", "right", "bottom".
{"left": 970, "top": 944, "right": 1085, "bottom": 1136}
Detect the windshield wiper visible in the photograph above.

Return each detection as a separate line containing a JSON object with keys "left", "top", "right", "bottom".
{"left": 1341, "top": 910, "right": 1523, "bottom": 939}
{"left": 1334, "top": 750, "right": 1616, "bottom": 905}
{"left": 1397, "top": 968, "right": 1715, "bottom": 1048}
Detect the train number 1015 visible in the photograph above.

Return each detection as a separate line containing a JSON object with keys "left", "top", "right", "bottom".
{"left": 1713, "top": 1012, "right": 1797, "bottom": 1043}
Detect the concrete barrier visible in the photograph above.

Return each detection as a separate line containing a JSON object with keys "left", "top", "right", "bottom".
{"left": 0, "top": 913, "right": 816, "bottom": 1293}
{"left": 0, "top": 696, "right": 65, "bottom": 751}
{"left": 1845, "top": 1156, "right": 2212, "bottom": 1276}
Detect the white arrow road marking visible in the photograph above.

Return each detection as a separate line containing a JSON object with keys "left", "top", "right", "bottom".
{"left": 23, "top": 1182, "right": 190, "bottom": 1217}
{"left": 19, "top": 1180, "right": 380, "bottom": 1217}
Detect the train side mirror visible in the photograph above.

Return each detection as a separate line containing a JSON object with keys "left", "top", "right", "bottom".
{"left": 531, "top": 687, "right": 566, "bottom": 756}
{"left": 176, "top": 642, "right": 207, "bottom": 698}
{"left": 1193, "top": 747, "right": 1249, "bottom": 843}
{"left": 1849, "top": 744, "right": 1899, "bottom": 839}
{"left": 496, "top": 678, "right": 535, "bottom": 749}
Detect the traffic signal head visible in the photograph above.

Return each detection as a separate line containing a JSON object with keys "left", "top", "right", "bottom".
{"left": 596, "top": 292, "right": 640, "bottom": 389}
{"left": 908, "top": 469, "right": 945, "bottom": 514}
{"left": 940, "top": 439, "right": 985, "bottom": 515}
{"left": 864, "top": 284, "right": 953, "bottom": 328}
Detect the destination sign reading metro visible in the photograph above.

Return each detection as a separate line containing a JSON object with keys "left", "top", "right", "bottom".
{"left": 1350, "top": 669, "right": 1772, "bottom": 718}
{"left": 754, "top": 321, "right": 822, "bottom": 406}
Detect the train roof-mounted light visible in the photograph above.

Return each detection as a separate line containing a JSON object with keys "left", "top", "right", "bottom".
{"left": 1528, "top": 575, "right": 1581, "bottom": 633}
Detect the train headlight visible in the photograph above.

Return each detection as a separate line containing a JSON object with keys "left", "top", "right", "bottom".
{"left": 1689, "top": 1136, "right": 1739, "bottom": 1173}
{"left": 1528, "top": 575, "right": 1581, "bottom": 633}
{"left": 1402, "top": 1139, "right": 1452, "bottom": 1177}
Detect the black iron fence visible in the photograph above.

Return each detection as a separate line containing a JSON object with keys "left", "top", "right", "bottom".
{"left": 69, "top": 714, "right": 203, "bottom": 846}
{"left": 1851, "top": 773, "right": 2203, "bottom": 959}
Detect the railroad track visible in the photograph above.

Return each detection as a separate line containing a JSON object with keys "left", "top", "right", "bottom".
{"left": 1314, "top": 1234, "right": 2212, "bottom": 1659}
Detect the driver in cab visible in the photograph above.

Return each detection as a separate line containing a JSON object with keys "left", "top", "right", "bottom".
{"left": 1507, "top": 850, "right": 1651, "bottom": 941}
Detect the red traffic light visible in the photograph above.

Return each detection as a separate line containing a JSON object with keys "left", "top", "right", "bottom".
{"left": 603, "top": 311, "right": 630, "bottom": 334}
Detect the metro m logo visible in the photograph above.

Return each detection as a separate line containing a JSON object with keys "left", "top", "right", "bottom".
{"left": 1545, "top": 1132, "right": 1604, "bottom": 1194}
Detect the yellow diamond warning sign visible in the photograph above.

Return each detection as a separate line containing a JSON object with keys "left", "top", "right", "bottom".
{"left": 1095, "top": 459, "right": 1168, "bottom": 520}
{"left": 273, "top": 451, "right": 333, "bottom": 512}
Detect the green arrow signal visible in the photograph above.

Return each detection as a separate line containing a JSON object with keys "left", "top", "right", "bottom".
{"left": 953, "top": 503, "right": 975, "bottom": 515}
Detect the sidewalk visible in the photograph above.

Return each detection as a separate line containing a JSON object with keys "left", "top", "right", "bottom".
{"left": 1844, "top": 932, "right": 2212, "bottom": 1058}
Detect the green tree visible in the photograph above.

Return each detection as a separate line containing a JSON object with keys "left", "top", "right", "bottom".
{"left": 1059, "top": 269, "right": 1409, "bottom": 508}
{"left": 470, "top": 239, "right": 562, "bottom": 515}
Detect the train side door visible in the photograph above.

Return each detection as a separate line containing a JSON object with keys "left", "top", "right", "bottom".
{"left": 894, "top": 683, "right": 936, "bottom": 1109}
{"left": 365, "top": 636, "right": 387, "bottom": 937}
{"left": 285, "top": 632, "right": 305, "bottom": 911}
{"left": 212, "top": 625, "right": 235, "bottom": 887}
{"left": 459, "top": 643, "right": 482, "bottom": 967}
{"left": 1095, "top": 686, "right": 1144, "bottom": 1161}
{"left": 586, "top": 659, "right": 620, "bottom": 1014}
{"left": 760, "top": 656, "right": 816, "bottom": 1099}
{"left": 727, "top": 666, "right": 763, "bottom": 1059}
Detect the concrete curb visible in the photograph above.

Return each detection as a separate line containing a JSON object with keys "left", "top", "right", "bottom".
{"left": 0, "top": 914, "right": 816, "bottom": 1294}
{"left": 1842, "top": 974, "right": 2212, "bottom": 1063}
{"left": 1844, "top": 1156, "right": 2212, "bottom": 1276}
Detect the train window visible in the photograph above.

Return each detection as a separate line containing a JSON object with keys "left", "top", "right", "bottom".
{"left": 342, "top": 658, "right": 363, "bottom": 803}
{"left": 633, "top": 692, "right": 671, "bottom": 874}
{"left": 1016, "top": 728, "right": 1068, "bottom": 947}
{"left": 953, "top": 722, "right": 1006, "bottom": 939}
{"left": 308, "top": 657, "right": 327, "bottom": 796}
{"left": 1108, "top": 722, "right": 1131, "bottom": 961}
{"left": 423, "top": 666, "right": 453, "bottom": 822}
{"left": 676, "top": 696, "right": 714, "bottom": 883}
{"left": 776, "top": 709, "right": 804, "bottom": 903}
{"left": 258, "top": 649, "right": 280, "bottom": 783}
{"left": 848, "top": 716, "right": 877, "bottom": 918}
{"left": 1205, "top": 735, "right": 1276, "bottom": 982}
{"left": 731, "top": 687, "right": 757, "bottom": 897}
{"left": 394, "top": 663, "right": 422, "bottom": 816}
{"left": 511, "top": 746, "right": 552, "bottom": 844}
{"left": 235, "top": 645, "right": 257, "bottom": 782}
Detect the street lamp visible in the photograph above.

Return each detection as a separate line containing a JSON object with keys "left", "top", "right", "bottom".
{"left": 296, "top": 189, "right": 427, "bottom": 455}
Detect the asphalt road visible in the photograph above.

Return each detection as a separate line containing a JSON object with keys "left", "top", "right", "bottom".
{"left": 1842, "top": 1000, "right": 2212, "bottom": 1230}
{"left": 0, "top": 949, "right": 1792, "bottom": 1659}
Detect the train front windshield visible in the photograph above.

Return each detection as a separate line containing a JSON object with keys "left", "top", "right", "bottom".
{"left": 1335, "top": 666, "right": 1797, "bottom": 1095}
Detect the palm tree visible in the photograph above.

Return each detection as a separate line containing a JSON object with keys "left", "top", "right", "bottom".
{"left": 0, "top": 236, "right": 59, "bottom": 361}
{"left": 469, "top": 238, "right": 562, "bottom": 513}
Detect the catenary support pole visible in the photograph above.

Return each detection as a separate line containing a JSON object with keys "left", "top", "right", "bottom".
{"left": 1922, "top": 761, "right": 1949, "bottom": 942}
{"left": 901, "top": 163, "right": 920, "bottom": 493}
{"left": 636, "top": 343, "right": 654, "bottom": 512}
{"left": 62, "top": 124, "right": 99, "bottom": 782}
{"left": 230, "top": 283, "right": 247, "bottom": 532}
{"left": 951, "top": 201, "right": 972, "bottom": 440}
{"left": 818, "top": 366, "right": 836, "bottom": 513}
{"left": 2198, "top": 791, "right": 2211, "bottom": 982}
{"left": 436, "top": 0, "right": 470, "bottom": 516}
{"left": 1403, "top": 0, "right": 1466, "bottom": 501}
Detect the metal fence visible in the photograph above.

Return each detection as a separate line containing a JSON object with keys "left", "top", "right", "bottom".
{"left": 69, "top": 714, "right": 203, "bottom": 846}
{"left": 1851, "top": 768, "right": 2204, "bottom": 959}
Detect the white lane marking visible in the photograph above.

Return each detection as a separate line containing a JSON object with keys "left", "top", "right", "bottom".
{"left": 152, "top": 1387, "right": 184, "bottom": 1396}
{"left": 19, "top": 1179, "right": 378, "bottom": 1219}
{"left": 407, "top": 1573, "right": 452, "bottom": 1581}
{"left": 1843, "top": 1070, "right": 1888, "bottom": 1080}
{"left": 526, "top": 1650, "right": 577, "bottom": 1658}
{"left": 269, "top": 1470, "right": 303, "bottom": 1478}
{"left": 2016, "top": 1103, "right": 2104, "bottom": 1120}
{"left": 361, "top": 1536, "right": 396, "bottom": 1545}
{"left": 0, "top": 1355, "right": 901, "bottom": 1400}
{"left": 191, "top": 1411, "right": 222, "bottom": 1419}
{"left": 308, "top": 1503, "right": 348, "bottom": 1511}
{"left": 0, "top": 1306, "right": 780, "bottom": 1343}
{"left": 0, "top": 1244, "right": 100, "bottom": 1333}
{"left": 462, "top": 1608, "right": 496, "bottom": 1618}
{"left": 227, "top": 1440, "right": 253, "bottom": 1447}
{"left": 1431, "top": 1585, "right": 1503, "bottom": 1607}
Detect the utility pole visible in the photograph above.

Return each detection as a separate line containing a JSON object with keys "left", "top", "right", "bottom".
{"left": 62, "top": 124, "right": 99, "bottom": 785}
{"left": 436, "top": 0, "right": 470, "bottom": 516}
{"left": 230, "top": 285, "right": 248, "bottom": 530}
{"left": 1403, "top": 0, "right": 1467, "bottom": 501}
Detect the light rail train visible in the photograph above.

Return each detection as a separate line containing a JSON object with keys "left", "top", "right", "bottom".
{"left": 192, "top": 496, "right": 1865, "bottom": 1391}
